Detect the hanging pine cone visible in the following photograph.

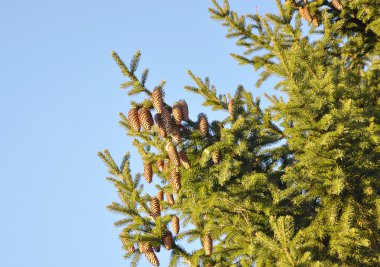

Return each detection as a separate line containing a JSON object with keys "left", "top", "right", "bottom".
{"left": 178, "top": 150, "right": 191, "bottom": 169}
{"left": 312, "top": 17, "right": 319, "bottom": 27}
{"left": 128, "top": 246, "right": 136, "bottom": 253}
{"left": 138, "top": 242, "right": 151, "bottom": 253}
{"left": 128, "top": 107, "right": 140, "bottom": 132}
{"left": 157, "top": 190, "right": 164, "bottom": 201}
{"left": 154, "top": 113, "right": 167, "bottom": 138}
{"left": 170, "top": 168, "right": 181, "bottom": 193}
{"left": 172, "top": 216, "right": 180, "bottom": 235}
{"left": 153, "top": 245, "right": 160, "bottom": 252}
{"left": 166, "top": 193, "right": 175, "bottom": 205}
{"left": 203, "top": 234, "right": 213, "bottom": 256}
{"left": 152, "top": 87, "right": 164, "bottom": 114}
{"left": 299, "top": 6, "right": 313, "bottom": 23}
{"left": 162, "top": 107, "right": 173, "bottom": 133}
{"left": 165, "top": 142, "right": 180, "bottom": 167}
{"left": 178, "top": 99, "right": 189, "bottom": 121}
{"left": 156, "top": 160, "right": 164, "bottom": 172}
{"left": 198, "top": 113, "right": 209, "bottom": 137}
{"left": 145, "top": 250, "right": 160, "bottom": 266}
{"left": 144, "top": 163, "right": 153, "bottom": 183}
{"left": 150, "top": 197, "right": 161, "bottom": 219}
{"left": 228, "top": 99, "right": 234, "bottom": 118}
{"left": 171, "top": 124, "right": 181, "bottom": 144}
{"left": 211, "top": 151, "right": 221, "bottom": 164}
{"left": 172, "top": 103, "right": 183, "bottom": 125}
{"left": 331, "top": 0, "right": 343, "bottom": 10}
{"left": 162, "top": 230, "right": 174, "bottom": 250}
{"left": 138, "top": 107, "right": 154, "bottom": 130}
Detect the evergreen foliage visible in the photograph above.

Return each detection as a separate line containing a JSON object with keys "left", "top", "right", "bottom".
{"left": 99, "top": 0, "right": 380, "bottom": 266}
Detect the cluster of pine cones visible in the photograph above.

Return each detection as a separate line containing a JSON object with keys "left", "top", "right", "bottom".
{"left": 291, "top": 0, "right": 343, "bottom": 27}
{"left": 124, "top": 86, "right": 228, "bottom": 265}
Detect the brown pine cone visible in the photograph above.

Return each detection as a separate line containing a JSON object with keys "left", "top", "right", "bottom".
{"left": 171, "top": 124, "right": 181, "bottom": 144}
{"left": 138, "top": 107, "right": 154, "bottom": 130}
{"left": 152, "top": 87, "right": 164, "bottom": 114}
{"left": 170, "top": 168, "right": 181, "bottom": 193}
{"left": 145, "top": 250, "right": 160, "bottom": 266}
{"left": 154, "top": 113, "right": 167, "bottom": 138}
{"left": 128, "top": 107, "right": 140, "bottom": 132}
{"left": 178, "top": 150, "right": 191, "bottom": 169}
{"left": 228, "top": 99, "right": 234, "bottom": 118}
{"left": 172, "top": 103, "right": 183, "bottom": 125}
{"left": 331, "top": 0, "right": 343, "bottom": 11}
{"left": 162, "top": 107, "right": 174, "bottom": 133}
{"left": 203, "top": 234, "right": 213, "bottom": 256}
{"left": 162, "top": 230, "right": 174, "bottom": 250}
{"left": 153, "top": 245, "right": 161, "bottom": 253}
{"left": 157, "top": 190, "right": 164, "bottom": 201}
{"left": 211, "top": 151, "right": 221, "bottom": 164}
{"left": 172, "top": 216, "right": 180, "bottom": 235}
{"left": 166, "top": 193, "right": 175, "bottom": 205}
{"left": 299, "top": 6, "right": 312, "bottom": 23}
{"left": 312, "top": 17, "right": 319, "bottom": 27}
{"left": 150, "top": 197, "right": 161, "bottom": 219}
{"left": 156, "top": 160, "right": 164, "bottom": 173}
{"left": 178, "top": 99, "right": 189, "bottom": 121}
{"left": 128, "top": 246, "right": 136, "bottom": 253}
{"left": 138, "top": 242, "right": 151, "bottom": 253}
{"left": 144, "top": 163, "right": 153, "bottom": 183}
{"left": 198, "top": 113, "right": 209, "bottom": 137}
{"left": 165, "top": 142, "right": 180, "bottom": 167}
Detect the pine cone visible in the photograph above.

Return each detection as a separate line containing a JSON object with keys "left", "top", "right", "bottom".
{"left": 172, "top": 103, "right": 183, "bottom": 125}
{"left": 128, "top": 107, "right": 140, "bottom": 132}
{"left": 157, "top": 190, "right": 164, "bottom": 201}
{"left": 172, "top": 216, "right": 180, "bottom": 235}
{"left": 144, "top": 163, "right": 153, "bottom": 183}
{"left": 178, "top": 99, "right": 189, "bottom": 121}
{"left": 165, "top": 142, "right": 180, "bottom": 167}
{"left": 150, "top": 197, "right": 161, "bottom": 219}
{"left": 138, "top": 242, "right": 151, "bottom": 253}
{"left": 162, "top": 230, "right": 174, "bottom": 250}
{"left": 139, "top": 107, "right": 154, "bottom": 130}
{"left": 156, "top": 160, "right": 164, "bottom": 173}
{"left": 154, "top": 113, "right": 167, "bottom": 138}
{"left": 198, "top": 113, "right": 209, "bottom": 137}
{"left": 152, "top": 87, "right": 164, "bottom": 114}
{"left": 171, "top": 124, "right": 181, "bottom": 144}
{"left": 312, "top": 17, "right": 319, "bottom": 27}
{"left": 299, "top": 6, "right": 312, "bottom": 23}
{"left": 203, "top": 234, "right": 213, "bottom": 256}
{"left": 166, "top": 193, "right": 175, "bottom": 205}
{"left": 145, "top": 250, "right": 160, "bottom": 266}
{"left": 178, "top": 150, "right": 191, "bottom": 169}
{"left": 128, "top": 246, "right": 136, "bottom": 253}
{"left": 170, "top": 168, "right": 181, "bottom": 193}
{"left": 162, "top": 107, "right": 174, "bottom": 133}
{"left": 211, "top": 151, "right": 221, "bottom": 164}
{"left": 228, "top": 99, "right": 234, "bottom": 118}
{"left": 331, "top": 0, "right": 343, "bottom": 11}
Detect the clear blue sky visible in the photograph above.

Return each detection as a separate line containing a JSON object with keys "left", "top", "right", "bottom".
{"left": 0, "top": 1, "right": 278, "bottom": 266}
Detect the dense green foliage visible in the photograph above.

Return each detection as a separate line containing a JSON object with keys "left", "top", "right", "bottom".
{"left": 99, "top": 0, "right": 380, "bottom": 266}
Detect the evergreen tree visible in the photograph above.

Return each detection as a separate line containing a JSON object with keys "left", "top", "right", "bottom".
{"left": 99, "top": 0, "right": 380, "bottom": 266}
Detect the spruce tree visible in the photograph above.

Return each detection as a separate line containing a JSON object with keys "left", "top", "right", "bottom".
{"left": 99, "top": 0, "right": 380, "bottom": 266}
